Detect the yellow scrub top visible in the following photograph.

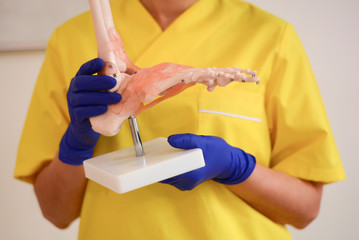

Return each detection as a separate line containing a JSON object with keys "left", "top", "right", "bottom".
{"left": 14, "top": 0, "right": 345, "bottom": 239}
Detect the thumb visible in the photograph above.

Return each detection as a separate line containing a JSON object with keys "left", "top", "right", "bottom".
{"left": 77, "top": 58, "right": 104, "bottom": 76}
{"left": 168, "top": 133, "right": 204, "bottom": 150}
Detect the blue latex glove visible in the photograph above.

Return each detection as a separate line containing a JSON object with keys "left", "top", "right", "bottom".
{"left": 161, "top": 134, "right": 256, "bottom": 190}
{"left": 59, "top": 58, "right": 122, "bottom": 165}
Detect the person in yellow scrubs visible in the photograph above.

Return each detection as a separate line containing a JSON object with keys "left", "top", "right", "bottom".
{"left": 14, "top": 0, "right": 345, "bottom": 239}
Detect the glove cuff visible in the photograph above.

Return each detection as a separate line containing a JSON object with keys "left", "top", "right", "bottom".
{"left": 214, "top": 149, "right": 256, "bottom": 185}
{"left": 59, "top": 124, "right": 100, "bottom": 165}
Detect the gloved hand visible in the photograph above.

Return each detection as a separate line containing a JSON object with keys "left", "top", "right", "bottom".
{"left": 161, "top": 133, "right": 256, "bottom": 190}
{"left": 59, "top": 58, "right": 122, "bottom": 165}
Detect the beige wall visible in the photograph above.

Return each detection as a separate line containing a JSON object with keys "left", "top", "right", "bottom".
{"left": 0, "top": 0, "right": 358, "bottom": 239}
{"left": 0, "top": 51, "right": 80, "bottom": 239}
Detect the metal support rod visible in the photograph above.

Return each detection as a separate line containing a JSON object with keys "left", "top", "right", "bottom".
{"left": 128, "top": 115, "right": 145, "bottom": 157}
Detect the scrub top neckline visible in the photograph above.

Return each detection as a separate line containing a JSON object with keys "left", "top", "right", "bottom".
{"left": 132, "top": 0, "right": 203, "bottom": 33}
{"left": 111, "top": 0, "right": 248, "bottom": 68}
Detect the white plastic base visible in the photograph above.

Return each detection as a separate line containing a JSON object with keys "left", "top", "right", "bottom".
{"left": 84, "top": 137, "right": 205, "bottom": 194}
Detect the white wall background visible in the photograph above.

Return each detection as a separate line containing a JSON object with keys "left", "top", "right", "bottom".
{"left": 0, "top": 0, "right": 358, "bottom": 239}
{"left": 0, "top": 0, "right": 89, "bottom": 51}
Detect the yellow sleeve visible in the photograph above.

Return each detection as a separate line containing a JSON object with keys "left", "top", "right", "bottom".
{"left": 266, "top": 24, "right": 345, "bottom": 183}
{"left": 14, "top": 29, "right": 70, "bottom": 184}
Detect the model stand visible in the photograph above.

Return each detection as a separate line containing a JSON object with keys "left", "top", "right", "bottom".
{"left": 84, "top": 138, "right": 204, "bottom": 193}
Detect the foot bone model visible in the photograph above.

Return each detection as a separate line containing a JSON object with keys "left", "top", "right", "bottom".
{"left": 89, "top": 0, "right": 260, "bottom": 136}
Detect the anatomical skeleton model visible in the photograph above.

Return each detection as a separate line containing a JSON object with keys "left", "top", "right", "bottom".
{"left": 89, "top": 0, "right": 260, "bottom": 137}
